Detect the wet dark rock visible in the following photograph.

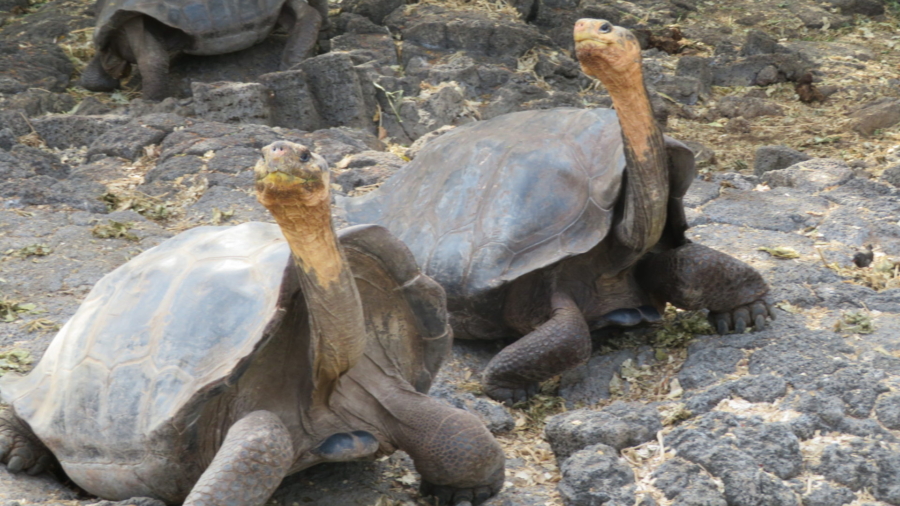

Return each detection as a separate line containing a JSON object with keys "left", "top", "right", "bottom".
{"left": 387, "top": 4, "right": 546, "bottom": 64}
{"left": 741, "top": 30, "right": 783, "bottom": 56}
{"left": 0, "top": 127, "right": 13, "bottom": 150}
{"left": 259, "top": 69, "right": 325, "bottom": 132}
{"left": 0, "top": 41, "right": 73, "bottom": 93}
{"left": 143, "top": 155, "right": 205, "bottom": 184}
{"left": 430, "top": 390, "right": 514, "bottom": 435}
{"left": 87, "top": 124, "right": 167, "bottom": 161}
{"left": 0, "top": 88, "right": 77, "bottom": 117}
{"left": 558, "top": 443, "right": 636, "bottom": 506}
{"left": 823, "top": 0, "right": 885, "bottom": 15}
{"left": 813, "top": 438, "right": 900, "bottom": 503}
{"left": 295, "top": 52, "right": 375, "bottom": 132}
{"left": 882, "top": 165, "right": 900, "bottom": 188}
{"left": 331, "top": 32, "right": 398, "bottom": 67}
{"left": 333, "top": 150, "right": 405, "bottom": 194}
{"left": 761, "top": 158, "right": 854, "bottom": 192}
{"left": 559, "top": 348, "right": 637, "bottom": 407}
{"left": 10, "top": 145, "right": 70, "bottom": 179}
{"left": 678, "top": 345, "right": 743, "bottom": 390}
{"left": 789, "top": 4, "right": 851, "bottom": 29}
{"left": 800, "top": 482, "right": 856, "bottom": 506}
{"left": 675, "top": 56, "right": 712, "bottom": 96}
{"left": 72, "top": 96, "right": 113, "bottom": 116}
{"left": 31, "top": 114, "right": 129, "bottom": 149}
{"left": 651, "top": 458, "right": 726, "bottom": 506}
{"left": 206, "top": 146, "right": 261, "bottom": 174}
{"left": 341, "top": 0, "right": 404, "bottom": 25}
{"left": 876, "top": 393, "right": 900, "bottom": 430}
{"left": 715, "top": 96, "right": 784, "bottom": 119}
{"left": 753, "top": 145, "right": 813, "bottom": 176}
{"left": 704, "top": 187, "right": 827, "bottom": 232}
{"left": 545, "top": 402, "right": 662, "bottom": 461}
{"left": 850, "top": 97, "right": 900, "bottom": 136}
{"left": 668, "top": 413, "right": 802, "bottom": 504}
{"left": 711, "top": 53, "right": 808, "bottom": 87}
{"left": 191, "top": 82, "right": 273, "bottom": 125}
{"left": 732, "top": 374, "right": 788, "bottom": 403}
{"left": 0, "top": 174, "right": 107, "bottom": 212}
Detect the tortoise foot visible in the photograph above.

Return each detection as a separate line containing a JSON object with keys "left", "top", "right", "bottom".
{"left": 0, "top": 410, "right": 54, "bottom": 475}
{"left": 420, "top": 477, "right": 503, "bottom": 506}
{"left": 483, "top": 379, "right": 539, "bottom": 406}
{"left": 709, "top": 299, "right": 775, "bottom": 334}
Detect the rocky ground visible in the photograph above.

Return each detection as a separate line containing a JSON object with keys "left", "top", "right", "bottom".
{"left": 1, "top": 0, "right": 900, "bottom": 505}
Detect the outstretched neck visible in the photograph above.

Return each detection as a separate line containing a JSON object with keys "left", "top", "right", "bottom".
{"left": 267, "top": 199, "right": 367, "bottom": 406}
{"left": 607, "top": 73, "right": 669, "bottom": 255}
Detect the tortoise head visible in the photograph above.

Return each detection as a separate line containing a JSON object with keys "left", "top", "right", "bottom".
{"left": 255, "top": 141, "right": 330, "bottom": 209}
{"left": 574, "top": 19, "right": 643, "bottom": 90}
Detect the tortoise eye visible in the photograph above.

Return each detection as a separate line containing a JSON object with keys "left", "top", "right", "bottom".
{"left": 599, "top": 22, "right": 612, "bottom": 33}
{"left": 300, "top": 151, "right": 311, "bottom": 162}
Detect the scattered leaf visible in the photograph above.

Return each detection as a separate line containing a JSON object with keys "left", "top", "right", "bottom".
{"left": 0, "top": 349, "right": 32, "bottom": 376}
{"left": 835, "top": 311, "right": 875, "bottom": 335}
{"left": 758, "top": 246, "right": 800, "bottom": 259}
{"left": 92, "top": 221, "right": 140, "bottom": 241}
{"left": 3, "top": 244, "right": 52, "bottom": 259}
{"left": 211, "top": 208, "right": 235, "bottom": 225}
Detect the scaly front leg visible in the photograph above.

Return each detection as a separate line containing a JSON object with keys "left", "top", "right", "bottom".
{"left": 637, "top": 242, "right": 775, "bottom": 334}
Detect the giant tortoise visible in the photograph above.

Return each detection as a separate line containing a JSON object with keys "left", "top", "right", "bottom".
{"left": 0, "top": 141, "right": 505, "bottom": 506}
{"left": 80, "top": 0, "right": 329, "bottom": 101}
{"left": 342, "top": 20, "right": 774, "bottom": 404}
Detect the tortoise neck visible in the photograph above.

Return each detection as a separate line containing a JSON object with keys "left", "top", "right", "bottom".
{"left": 606, "top": 71, "right": 669, "bottom": 254}
{"left": 268, "top": 200, "right": 367, "bottom": 406}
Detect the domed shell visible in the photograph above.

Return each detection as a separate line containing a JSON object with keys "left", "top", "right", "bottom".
{"left": 93, "top": 0, "right": 285, "bottom": 54}
{"left": 0, "top": 222, "right": 292, "bottom": 461}
{"left": 343, "top": 108, "right": 627, "bottom": 304}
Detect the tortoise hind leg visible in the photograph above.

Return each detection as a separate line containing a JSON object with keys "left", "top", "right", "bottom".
{"left": 380, "top": 388, "right": 505, "bottom": 506}
{"left": 483, "top": 291, "right": 591, "bottom": 405}
{"left": 0, "top": 409, "right": 54, "bottom": 475}
{"left": 183, "top": 411, "right": 293, "bottom": 506}
{"left": 279, "top": 0, "right": 323, "bottom": 70}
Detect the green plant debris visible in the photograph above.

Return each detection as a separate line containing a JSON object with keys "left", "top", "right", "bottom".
{"left": 512, "top": 387, "right": 567, "bottom": 432}
{"left": 100, "top": 191, "right": 173, "bottom": 221}
{"left": 659, "top": 403, "right": 692, "bottom": 426}
{"left": 0, "top": 349, "right": 32, "bottom": 376}
{"left": 818, "top": 249, "right": 900, "bottom": 291}
{"left": 92, "top": 221, "right": 139, "bottom": 241}
{"left": 4, "top": 244, "right": 52, "bottom": 259}
{"left": 211, "top": 208, "right": 235, "bottom": 225}
{"left": 651, "top": 307, "right": 713, "bottom": 348}
{"left": 23, "top": 318, "right": 59, "bottom": 333}
{"left": 0, "top": 299, "right": 44, "bottom": 323}
{"left": 776, "top": 301, "right": 803, "bottom": 314}
{"left": 835, "top": 311, "right": 875, "bottom": 335}
{"left": 758, "top": 246, "right": 800, "bottom": 259}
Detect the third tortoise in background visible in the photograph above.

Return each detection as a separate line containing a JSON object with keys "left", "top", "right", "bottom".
{"left": 342, "top": 20, "right": 774, "bottom": 405}
{"left": 80, "top": 0, "right": 329, "bottom": 101}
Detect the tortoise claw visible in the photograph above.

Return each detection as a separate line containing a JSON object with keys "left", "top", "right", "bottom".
{"left": 420, "top": 479, "right": 503, "bottom": 506}
{"left": 709, "top": 298, "right": 775, "bottom": 334}
{"left": 483, "top": 381, "right": 539, "bottom": 407}
{"left": 7, "top": 455, "right": 25, "bottom": 473}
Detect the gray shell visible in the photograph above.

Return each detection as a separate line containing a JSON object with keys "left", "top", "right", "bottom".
{"left": 343, "top": 107, "right": 694, "bottom": 305}
{"left": 0, "top": 223, "right": 290, "bottom": 459}
{"left": 93, "top": 0, "right": 286, "bottom": 54}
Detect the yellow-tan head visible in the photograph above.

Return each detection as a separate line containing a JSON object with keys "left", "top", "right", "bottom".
{"left": 574, "top": 19, "right": 643, "bottom": 90}
{"left": 255, "top": 141, "right": 330, "bottom": 209}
